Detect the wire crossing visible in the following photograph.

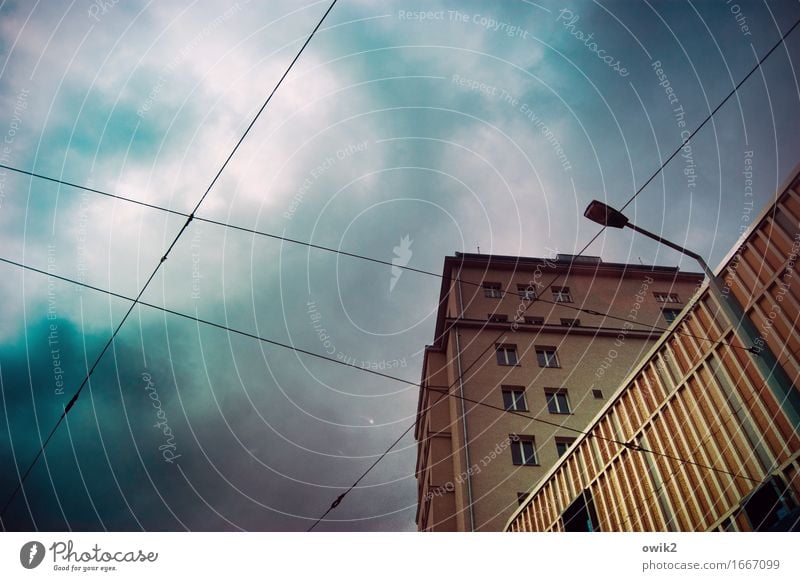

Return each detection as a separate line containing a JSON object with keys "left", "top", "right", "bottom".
{"left": 0, "top": 0, "right": 340, "bottom": 519}
{"left": 305, "top": 17, "right": 800, "bottom": 528}
{"left": 0, "top": 161, "right": 749, "bottom": 351}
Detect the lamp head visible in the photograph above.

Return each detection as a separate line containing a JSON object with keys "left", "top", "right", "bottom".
{"left": 584, "top": 200, "right": 629, "bottom": 229}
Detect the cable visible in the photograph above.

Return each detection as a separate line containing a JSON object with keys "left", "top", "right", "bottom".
{"left": 0, "top": 256, "right": 416, "bottom": 387}
{"left": 0, "top": 0, "right": 339, "bottom": 519}
{"left": 307, "top": 18, "right": 800, "bottom": 528}
{"left": 0, "top": 162, "right": 751, "bottom": 351}
{"left": 615, "top": 15, "right": 800, "bottom": 215}
{"left": 3, "top": 5, "right": 793, "bottom": 529}
{"left": 0, "top": 252, "right": 762, "bottom": 529}
{"left": 429, "top": 386, "right": 759, "bottom": 484}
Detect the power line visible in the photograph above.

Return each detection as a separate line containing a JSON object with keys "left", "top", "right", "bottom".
{"left": 307, "top": 229, "right": 611, "bottom": 529}
{"left": 0, "top": 0, "right": 339, "bottom": 519}
{"left": 306, "top": 18, "right": 800, "bottom": 528}
{"left": 0, "top": 251, "right": 762, "bottom": 530}
{"left": 0, "top": 161, "right": 749, "bottom": 351}
{"left": 0, "top": 256, "right": 416, "bottom": 387}
{"left": 429, "top": 386, "right": 759, "bottom": 485}
{"left": 615, "top": 15, "right": 800, "bottom": 215}
{"left": 2, "top": 5, "right": 793, "bottom": 530}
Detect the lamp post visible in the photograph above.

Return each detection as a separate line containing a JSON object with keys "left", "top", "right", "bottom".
{"left": 584, "top": 200, "right": 800, "bottom": 433}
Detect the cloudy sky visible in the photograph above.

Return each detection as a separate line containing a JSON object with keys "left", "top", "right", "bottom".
{"left": 1, "top": 0, "right": 799, "bottom": 531}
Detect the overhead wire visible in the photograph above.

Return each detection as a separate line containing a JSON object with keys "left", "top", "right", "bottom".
{"left": 306, "top": 16, "right": 800, "bottom": 528}
{"left": 1, "top": 5, "right": 795, "bottom": 530}
{"left": 0, "top": 0, "right": 340, "bottom": 519}
{"left": 0, "top": 162, "right": 752, "bottom": 351}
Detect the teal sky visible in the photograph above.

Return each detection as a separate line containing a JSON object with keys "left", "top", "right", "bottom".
{"left": 1, "top": 0, "right": 799, "bottom": 531}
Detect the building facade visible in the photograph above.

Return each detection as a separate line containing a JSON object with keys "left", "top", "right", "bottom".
{"left": 506, "top": 170, "right": 800, "bottom": 532}
{"left": 415, "top": 250, "right": 703, "bottom": 531}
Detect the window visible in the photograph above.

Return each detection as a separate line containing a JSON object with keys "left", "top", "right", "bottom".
{"left": 654, "top": 292, "right": 680, "bottom": 303}
{"left": 562, "top": 490, "right": 600, "bottom": 532}
{"left": 536, "top": 347, "right": 559, "bottom": 368}
{"left": 488, "top": 313, "right": 508, "bottom": 323}
{"left": 524, "top": 316, "right": 544, "bottom": 325}
{"left": 510, "top": 435, "right": 538, "bottom": 466}
{"left": 545, "top": 389, "right": 571, "bottom": 414}
{"left": 662, "top": 308, "right": 682, "bottom": 323}
{"left": 496, "top": 345, "right": 518, "bottom": 366}
{"left": 560, "top": 318, "right": 580, "bottom": 327}
{"left": 552, "top": 286, "right": 573, "bottom": 303}
{"left": 502, "top": 387, "right": 527, "bottom": 411}
{"left": 742, "top": 476, "right": 796, "bottom": 531}
{"left": 555, "top": 437, "right": 576, "bottom": 457}
{"left": 483, "top": 282, "right": 502, "bottom": 298}
{"left": 517, "top": 284, "right": 536, "bottom": 301}
{"left": 592, "top": 389, "right": 604, "bottom": 399}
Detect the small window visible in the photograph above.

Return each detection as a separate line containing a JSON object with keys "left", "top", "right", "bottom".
{"left": 662, "top": 308, "right": 682, "bottom": 323}
{"left": 488, "top": 313, "right": 508, "bottom": 323}
{"left": 560, "top": 318, "right": 580, "bottom": 327}
{"left": 545, "top": 389, "right": 571, "bottom": 414}
{"left": 502, "top": 387, "right": 527, "bottom": 411}
{"left": 654, "top": 292, "right": 680, "bottom": 303}
{"left": 562, "top": 490, "right": 600, "bottom": 532}
{"left": 483, "top": 282, "right": 502, "bottom": 298}
{"left": 510, "top": 435, "right": 538, "bottom": 466}
{"left": 536, "top": 347, "right": 559, "bottom": 368}
{"left": 517, "top": 492, "right": 529, "bottom": 506}
{"left": 555, "top": 437, "right": 576, "bottom": 457}
{"left": 517, "top": 284, "right": 536, "bottom": 301}
{"left": 552, "top": 286, "right": 572, "bottom": 303}
{"left": 524, "top": 316, "right": 544, "bottom": 325}
{"left": 592, "top": 389, "right": 604, "bottom": 399}
{"left": 496, "top": 345, "right": 518, "bottom": 366}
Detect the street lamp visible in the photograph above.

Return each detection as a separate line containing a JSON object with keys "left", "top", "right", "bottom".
{"left": 584, "top": 200, "right": 800, "bottom": 432}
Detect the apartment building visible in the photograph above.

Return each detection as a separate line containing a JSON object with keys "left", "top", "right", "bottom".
{"left": 415, "top": 251, "right": 703, "bottom": 530}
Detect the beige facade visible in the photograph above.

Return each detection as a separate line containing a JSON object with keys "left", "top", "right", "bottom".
{"left": 415, "top": 250, "right": 703, "bottom": 530}
{"left": 506, "top": 170, "right": 800, "bottom": 532}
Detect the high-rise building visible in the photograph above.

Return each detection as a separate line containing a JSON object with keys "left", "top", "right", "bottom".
{"left": 506, "top": 169, "right": 800, "bottom": 533}
{"left": 415, "top": 251, "right": 704, "bottom": 531}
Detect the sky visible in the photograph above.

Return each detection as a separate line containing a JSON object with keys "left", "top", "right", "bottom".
{"left": 0, "top": 0, "right": 799, "bottom": 531}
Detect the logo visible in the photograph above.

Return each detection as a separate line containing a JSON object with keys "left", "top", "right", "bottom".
{"left": 20, "top": 541, "right": 45, "bottom": 569}
{"left": 390, "top": 235, "right": 413, "bottom": 292}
